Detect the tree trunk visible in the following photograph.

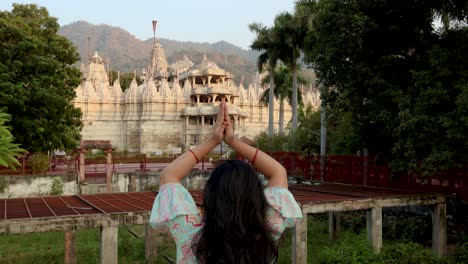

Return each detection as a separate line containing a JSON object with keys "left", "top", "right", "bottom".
{"left": 320, "top": 84, "right": 327, "bottom": 181}
{"left": 268, "top": 67, "right": 275, "bottom": 140}
{"left": 279, "top": 98, "right": 284, "bottom": 135}
{"left": 291, "top": 60, "right": 298, "bottom": 133}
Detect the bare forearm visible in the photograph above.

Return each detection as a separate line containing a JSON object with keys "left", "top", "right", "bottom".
{"left": 159, "top": 136, "right": 219, "bottom": 187}
{"left": 227, "top": 137, "right": 287, "bottom": 188}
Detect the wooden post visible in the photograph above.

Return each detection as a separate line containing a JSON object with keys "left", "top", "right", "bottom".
{"left": 291, "top": 214, "right": 307, "bottom": 264}
{"left": 64, "top": 228, "right": 77, "bottom": 264}
{"left": 145, "top": 225, "right": 158, "bottom": 262}
{"left": 328, "top": 211, "right": 341, "bottom": 240}
{"left": 366, "top": 206, "right": 382, "bottom": 252}
{"left": 100, "top": 226, "right": 118, "bottom": 264}
{"left": 432, "top": 202, "right": 447, "bottom": 257}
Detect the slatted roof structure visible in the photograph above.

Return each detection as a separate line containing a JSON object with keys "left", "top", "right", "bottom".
{"left": 0, "top": 183, "right": 440, "bottom": 222}
{"left": 0, "top": 183, "right": 447, "bottom": 263}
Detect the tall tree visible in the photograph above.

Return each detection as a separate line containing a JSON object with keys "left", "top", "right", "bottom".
{"left": 260, "top": 65, "right": 305, "bottom": 135}
{"left": 0, "top": 4, "right": 82, "bottom": 152}
{"left": 274, "top": 12, "right": 307, "bottom": 135}
{"left": 300, "top": 0, "right": 468, "bottom": 173}
{"left": 249, "top": 23, "right": 281, "bottom": 140}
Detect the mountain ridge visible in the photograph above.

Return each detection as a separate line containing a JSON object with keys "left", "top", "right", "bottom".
{"left": 59, "top": 21, "right": 259, "bottom": 86}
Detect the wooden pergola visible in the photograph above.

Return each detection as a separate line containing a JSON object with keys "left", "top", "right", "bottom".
{"left": 0, "top": 183, "right": 446, "bottom": 264}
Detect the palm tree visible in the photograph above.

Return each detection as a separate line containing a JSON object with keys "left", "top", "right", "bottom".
{"left": 260, "top": 65, "right": 306, "bottom": 135}
{"left": 273, "top": 12, "right": 308, "bottom": 135}
{"left": 249, "top": 23, "right": 281, "bottom": 140}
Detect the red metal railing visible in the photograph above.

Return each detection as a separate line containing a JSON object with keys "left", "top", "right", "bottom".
{"left": 2, "top": 152, "right": 466, "bottom": 200}
{"left": 268, "top": 152, "right": 468, "bottom": 200}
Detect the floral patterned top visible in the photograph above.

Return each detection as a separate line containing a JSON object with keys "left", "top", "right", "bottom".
{"left": 149, "top": 183, "right": 302, "bottom": 263}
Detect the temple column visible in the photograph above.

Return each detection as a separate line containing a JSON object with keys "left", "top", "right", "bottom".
{"left": 192, "top": 77, "right": 195, "bottom": 86}
{"left": 207, "top": 76, "right": 212, "bottom": 85}
{"left": 196, "top": 95, "right": 200, "bottom": 104}
{"left": 185, "top": 116, "right": 189, "bottom": 126}
{"left": 202, "top": 116, "right": 205, "bottom": 126}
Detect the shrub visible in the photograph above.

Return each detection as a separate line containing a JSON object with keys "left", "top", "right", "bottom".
{"left": 450, "top": 242, "right": 468, "bottom": 264}
{"left": 30, "top": 153, "right": 50, "bottom": 174}
{"left": 378, "top": 242, "right": 440, "bottom": 264}
{"left": 0, "top": 177, "right": 7, "bottom": 193}
{"left": 50, "top": 177, "right": 64, "bottom": 195}
{"left": 317, "top": 232, "right": 378, "bottom": 264}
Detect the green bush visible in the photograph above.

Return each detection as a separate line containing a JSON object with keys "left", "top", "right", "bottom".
{"left": 383, "top": 214, "right": 432, "bottom": 243}
{"left": 30, "top": 153, "right": 50, "bottom": 174}
{"left": 255, "top": 131, "right": 290, "bottom": 152}
{"left": 50, "top": 177, "right": 64, "bottom": 195}
{"left": 450, "top": 242, "right": 468, "bottom": 264}
{"left": 0, "top": 177, "right": 7, "bottom": 193}
{"left": 379, "top": 242, "right": 440, "bottom": 264}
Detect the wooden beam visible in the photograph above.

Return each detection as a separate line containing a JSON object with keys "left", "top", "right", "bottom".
{"left": 366, "top": 206, "right": 382, "bottom": 252}
{"left": 302, "top": 194, "right": 445, "bottom": 214}
{"left": 291, "top": 214, "right": 308, "bottom": 264}
{"left": 0, "top": 213, "right": 149, "bottom": 235}
{"left": 432, "top": 202, "right": 447, "bottom": 257}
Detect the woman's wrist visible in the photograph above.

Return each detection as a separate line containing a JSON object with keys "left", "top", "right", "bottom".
{"left": 224, "top": 135, "right": 237, "bottom": 146}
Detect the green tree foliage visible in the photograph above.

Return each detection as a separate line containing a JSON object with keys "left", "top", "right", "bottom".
{"left": 0, "top": 4, "right": 82, "bottom": 152}
{"left": 249, "top": 22, "right": 281, "bottom": 139}
{"left": 260, "top": 65, "right": 306, "bottom": 134}
{"left": 290, "top": 105, "right": 321, "bottom": 156}
{"left": 273, "top": 12, "right": 308, "bottom": 134}
{"left": 299, "top": 0, "right": 468, "bottom": 173}
{"left": 0, "top": 112, "right": 25, "bottom": 169}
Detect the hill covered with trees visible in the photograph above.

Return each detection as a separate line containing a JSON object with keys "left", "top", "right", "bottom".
{"left": 59, "top": 21, "right": 260, "bottom": 87}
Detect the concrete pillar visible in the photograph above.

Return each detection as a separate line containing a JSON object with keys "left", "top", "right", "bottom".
{"left": 79, "top": 149, "right": 86, "bottom": 183}
{"left": 145, "top": 225, "right": 158, "bottom": 262}
{"left": 432, "top": 202, "right": 447, "bottom": 256}
{"left": 105, "top": 149, "right": 112, "bottom": 192}
{"left": 328, "top": 211, "right": 341, "bottom": 240}
{"left": 291, "top": 214, "right": 307, "bottom": 264}
{"left": 366, "top": 206, "right": 382, "bottom": 252}
{"left": 100, "top": 226, "right": 118, "bottom": 264}
{"left": 129, "top": 174, "right": 136, "bottom": 192}
{"left": 64, "top": 228, "right": 77, "bottom": 264}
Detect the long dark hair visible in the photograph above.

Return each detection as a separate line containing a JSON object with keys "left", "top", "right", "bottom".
{"left": 193, "top": 160, "right": 278, "bottom": 263}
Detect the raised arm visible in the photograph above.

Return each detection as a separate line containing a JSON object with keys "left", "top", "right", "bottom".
{"left": 159, "top": 102, "right": 227, "bottom": 187}
{"left": 223, "top": 103, "right": 288, "bottom": 188}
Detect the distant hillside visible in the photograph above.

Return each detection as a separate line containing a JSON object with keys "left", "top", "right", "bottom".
{"left": 59, "top": 21, "right": 259, "bottom": 86}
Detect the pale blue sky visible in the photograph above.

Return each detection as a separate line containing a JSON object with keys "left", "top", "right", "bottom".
{"left": 0, "top": 0, "right": 295, "bottom": 49}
